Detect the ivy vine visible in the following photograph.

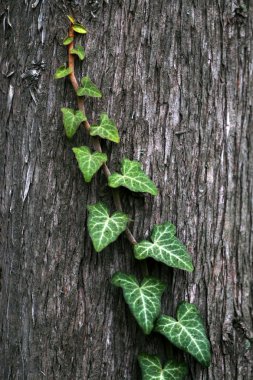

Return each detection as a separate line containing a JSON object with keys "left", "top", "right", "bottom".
{"left": 55, "top": 16, "right": 212, "bottom": 379}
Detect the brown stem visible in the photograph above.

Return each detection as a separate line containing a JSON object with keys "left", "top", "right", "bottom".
{"left": 67, "top": 25, "right": 140, "bottom": 249}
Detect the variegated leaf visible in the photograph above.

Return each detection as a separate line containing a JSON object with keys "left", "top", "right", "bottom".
{"left": 134, "top": 222, "right": 193, "bottom": 272}
{"left": 90, "top": 113, "right": 120, "bottom": 143}
{"left": 108, "top": 159, "right": 158, "bottom": 195}
{"left": 138, "top": 354, "right": 188, "bottom": 380}
{"left": 111, "top": 272, "right": 165, "bottom": 334}
{"left": 72, "top": 146, "right": 107, "bottom": 182}
{"left": 87, "top": 203, "right": 129, "bottom": 252}
{"left": 77, "top": 76, "right": 102, "bottom": 97}
{"left": 61, "top": 108, "right": 86, "bottom": 138}
{"left": 155, "top": 302, "right": 211, "bottom": 367}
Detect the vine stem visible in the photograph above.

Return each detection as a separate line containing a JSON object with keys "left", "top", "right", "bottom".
{"left": 66, "top": 26, "right": 151, "bottom": 268}
{"left": 66, "top": 24, "right": 177, "bottom": 363}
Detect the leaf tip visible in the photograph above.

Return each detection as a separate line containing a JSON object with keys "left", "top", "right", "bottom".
{"left": 111, "top": 272, "right": 120, "bottom": 286}
{"left": 76, "top": 88, "right": 82, "bottom": 97}
{"left": 188, "top": 264, "right": 194, "bottom": 272}
{"left": 67, "top": 15, "right": 75, "bottom": 24}
{"left": 204, "top": 357, "right": 212, "bottom": 367}
{"left": 152, "top": 187, "right": 159, "bottom": 196}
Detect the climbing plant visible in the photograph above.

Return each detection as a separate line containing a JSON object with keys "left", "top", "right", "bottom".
{"left": 55, "top": 16, "right": 212, "bottom": 379}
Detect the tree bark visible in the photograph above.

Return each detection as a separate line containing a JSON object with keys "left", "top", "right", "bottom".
{"left": 1, "top": 1, "right": 252, "bottom": 379}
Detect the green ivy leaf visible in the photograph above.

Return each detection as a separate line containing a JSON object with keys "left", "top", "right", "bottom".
{"left": 155, "top": 302, "right": 211, "bottom": 367}
{"left": 77, "top": 76, "right": 102, "bottom": 98}
{"left": 111, "top": 272, "right": 165, "bottom": 334}
{"left": 90, "top": 113, "right": 120, "bottom": 143}
{"left": 108, "top": 159, "right": 158, "bottom": 195}
{"left": 70, "top": 45, "right": 85, "bottom": 60}
{"left": 73, "top": 23, "right": 87, "bottom": 34}
{"left": 134, "top": 222, "right": 193, "bottom": 272}
{"left": 72, "top": 146, "right": 107, "bottom": 183}
{"left": 54, "top": 65, "right": 72, "bottom": 79}
{"left": 87, "top": 203, "right": 129, "bottom": 252}
{"left": 63, "top": 36, "right": 74, "bottom": 45}
{"left": 67, "top": 15, "right": 75, "bottom": 24}
{"left": 138, "top": 354, "right": 188, "bottom": 380}
{"left": 61, "top": 108, "right": 86, "bottom": 138}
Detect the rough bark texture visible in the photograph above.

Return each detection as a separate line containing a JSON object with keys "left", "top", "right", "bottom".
{"left": 1, "top": 0, "right": 253, "bottom": 379}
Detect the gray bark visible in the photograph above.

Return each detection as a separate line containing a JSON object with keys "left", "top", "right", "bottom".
{"left": 0, "top": 0, "right": 252, "bottom": 379}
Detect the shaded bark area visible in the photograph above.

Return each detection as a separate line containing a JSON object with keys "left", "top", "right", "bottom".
{"left": 0, "top": 0, "right": 252, "bottom": 379}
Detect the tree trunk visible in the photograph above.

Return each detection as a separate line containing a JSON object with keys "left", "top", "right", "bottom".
{"left": 1, "top": 1, "right": 252, "bottom": 379}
